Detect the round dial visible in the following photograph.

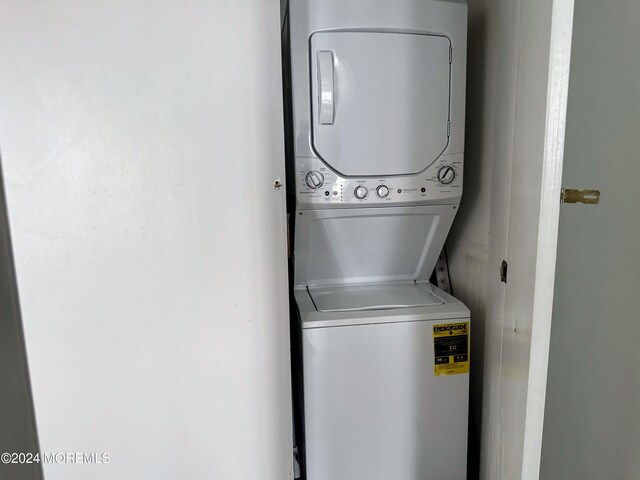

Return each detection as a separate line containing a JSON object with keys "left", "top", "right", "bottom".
{"left": 376, "top": 185, "right": 390, "bottom": 198}
{"left": 354, "top": 186, "right": 368, "bottom": 199}
{"left": 305, "top": 170, "right": 324, "bottom": 189}
{"left": 437, "top": 166, "right": 456, "bottom": 185}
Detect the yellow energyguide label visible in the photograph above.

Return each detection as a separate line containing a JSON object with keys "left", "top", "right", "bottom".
{"left": 433, "top": 322, "right": 470, "bottom": 376}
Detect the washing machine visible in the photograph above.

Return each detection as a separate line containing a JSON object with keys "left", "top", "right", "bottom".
{"left": 295, "top": 282, "right": 469, "bottom": 480}
{"left": 282, "top": 0, "right": 469, "bottom": 478}
{"left": 292, "top": 205, "right": 470, "bottom": 480}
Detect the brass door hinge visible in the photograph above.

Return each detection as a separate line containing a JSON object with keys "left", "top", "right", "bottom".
{"left": 561, "top": 188, "right": 600, "bottom": 204}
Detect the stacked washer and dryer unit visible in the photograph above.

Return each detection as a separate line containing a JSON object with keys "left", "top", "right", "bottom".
{"left": 284, "top": 1, "right": 469, "bottom": 479}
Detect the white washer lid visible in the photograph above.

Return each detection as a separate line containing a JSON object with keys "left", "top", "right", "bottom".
{"left": 308, "top": 282, "right": 444, "bottom": 313}
{"left": 293, "top": 205, "right": 457, "bottom": 288}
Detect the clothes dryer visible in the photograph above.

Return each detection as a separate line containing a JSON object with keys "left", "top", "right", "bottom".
{"left": 286, "top": 0, "right": 467, "bottom": 216}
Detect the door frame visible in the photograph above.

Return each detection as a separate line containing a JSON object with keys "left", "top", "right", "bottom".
{"left": 479, "top": 0, "right": 575, "bottom": 478}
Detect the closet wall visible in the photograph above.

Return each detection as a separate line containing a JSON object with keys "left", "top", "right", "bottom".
{"left": 447, "top": 0, "right": 574, "bottom": 479}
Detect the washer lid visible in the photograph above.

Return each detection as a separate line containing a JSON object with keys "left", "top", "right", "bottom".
{"left": 308, "top": 282, "right": 444, "bottom": 313}
{"left": 293, "top": 205, "right": 457, "bottom": 288}
{"left": 310, "top": 31, "right": 451, "bottom": 177}
{"left": 295, "top": 283, "right": 470, "bottom": 330}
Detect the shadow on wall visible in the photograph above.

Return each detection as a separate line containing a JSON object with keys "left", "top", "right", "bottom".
{"left": 0, "top": 157, "right": 42, "bottom": 480}
{"left": 444, "top": 1, "right": 490, "bottom": 479}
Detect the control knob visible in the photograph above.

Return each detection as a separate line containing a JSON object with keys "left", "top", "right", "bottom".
{"left": 437, "top": 166, "right": 456, "bottom": 185}
{"left": 305, "top": 170, "right": 324, "bottom": 189}
{"left": 376, "top": 185, "right": 390, "bottom": 198}
{"left": 354, "top": 186, "right": 368, "bottom": 199}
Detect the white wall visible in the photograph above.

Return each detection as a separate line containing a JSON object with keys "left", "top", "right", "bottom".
{"left": 0, "top": 2, "right": 292, "bottom": 479}
{"left": 447, "top": 0, "right": 529, "bottom": 464}
{"left": 540, "top": 0, "right": 640, "bottom": 478}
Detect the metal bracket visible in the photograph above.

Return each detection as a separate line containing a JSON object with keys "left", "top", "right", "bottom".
{"left": 500, "top": 260, "right": 508, "bottom": 284}
{"left": 561, "top": 188, "right": 600, "bottom": 205}
{"left": 434, "top": 248, "right": 452, "bottom": 294}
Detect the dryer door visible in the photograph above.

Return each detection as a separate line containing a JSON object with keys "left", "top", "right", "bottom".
{"left": 310, "top": 31, "right": 451, "bottom": 177}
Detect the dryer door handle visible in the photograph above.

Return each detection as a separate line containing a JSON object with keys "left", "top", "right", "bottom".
{"left": 317, "top": 51, "right": 335, "bottom": 125}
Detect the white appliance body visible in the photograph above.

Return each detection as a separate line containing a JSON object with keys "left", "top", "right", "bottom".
{"left": 295, "top": 284, "right": 470, "bottom": 480}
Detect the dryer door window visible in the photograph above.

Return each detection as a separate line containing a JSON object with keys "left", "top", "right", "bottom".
{"left": 310, "top": 31, "right": 451, "bottom": 177}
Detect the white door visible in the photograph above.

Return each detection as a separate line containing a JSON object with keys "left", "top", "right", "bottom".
{"left": 310, "top": 32, "right": 451, "bottom": 177}
{"left": 0, "top": 2, "right": 292, "bottom": 480}
{"left": 540, "top": 0, "right": 640, "bottom": 478}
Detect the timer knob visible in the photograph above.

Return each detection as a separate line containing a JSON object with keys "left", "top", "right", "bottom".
{"left": 354, "top": 186, "right": 368, "bottom": 199}
{"left": 376, "top": 185, "right": 390, "bottom": 198}
{"left": 305, "top": 170, "right": 324, "bottom": 189}
{"left": 437, "top": 166, "right": 456, "bottom": 185}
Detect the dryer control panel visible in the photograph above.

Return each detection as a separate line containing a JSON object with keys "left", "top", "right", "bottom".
{"left": 295, "top": 153, "right": 463, "bottom": 208}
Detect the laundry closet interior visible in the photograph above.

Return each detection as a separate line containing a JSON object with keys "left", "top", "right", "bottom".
{"left": 280, "top": 0, "right": 574, "bottom": 479}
